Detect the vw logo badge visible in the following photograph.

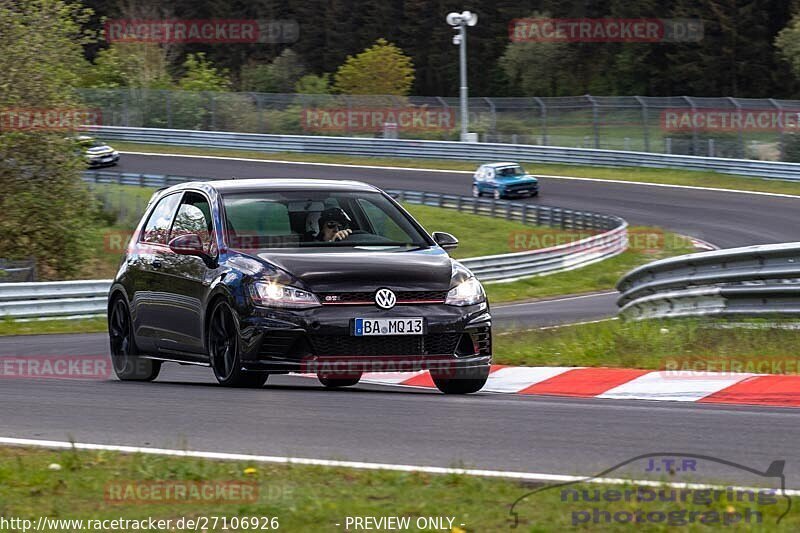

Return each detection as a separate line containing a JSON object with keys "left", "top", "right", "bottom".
{"left": 375, "top": 288, "right": 397, "bottom": 309}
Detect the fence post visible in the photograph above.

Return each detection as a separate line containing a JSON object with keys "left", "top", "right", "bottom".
{"left": 122, "top": 90, "right": 130, "bottom": 127}
{"left": 634, "top": 95, "right": 650, "bottom": 152}
{"left": 210, "top": 92, "right": 217, "bottom": 130}
{"left": 770, "top": 98, "right": 785, "bottom": 161}
{"left": 587, "top": 94, "right": 600, "bottom": 149}
{"left": 534, "top": 96, "right": 548, "bottom": 145}
{"left": 165, "top": 90, "right": 172, "bottom": 129}
{"left": 485, "top": 97, "right": 497, "bottom": 136}
{"left": 729, "top": 97, "right": 745, "bottom": 159}
{"left": 683, "top": 96, "right": 698, "bottom": 156}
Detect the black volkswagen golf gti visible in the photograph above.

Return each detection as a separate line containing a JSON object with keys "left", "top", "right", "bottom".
{"left": 108, "top": 179, "right": 492, "bottom": 394}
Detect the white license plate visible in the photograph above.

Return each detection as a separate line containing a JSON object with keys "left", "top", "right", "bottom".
{"left": 353, "top": 317, "right": 423, "bottom": 336}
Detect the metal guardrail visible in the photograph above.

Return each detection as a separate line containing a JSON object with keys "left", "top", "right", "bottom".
{"left": 616, "top": 242, "right": 800, "bottom": 319}
{"left": 1, "top": 183, "right": 627, "bottom": 319}
{"left": 90, "top": 125, "right": 800, "bottom": 180}
{"left": 390, "top": 191, "right": 627, "bottom": 282}
{"left": 0, "top": 280, "right": 109, "bottom": 320}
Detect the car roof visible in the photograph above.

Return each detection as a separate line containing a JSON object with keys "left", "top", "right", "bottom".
{"left": 163, "top": 178, "right": 380, "bottom": 196}
{"left": 481, "top": 162, "right": 522, "bottom": 168}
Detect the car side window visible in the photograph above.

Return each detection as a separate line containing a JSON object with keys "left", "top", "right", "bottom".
{"left": 141, "top": 193, "right": 181, "bottom": 245}
{"left": 486, "top": 168, "right": 495, "bottom": 181}
{"left": 170, "top": 192, "right": 214, "bottom": 251}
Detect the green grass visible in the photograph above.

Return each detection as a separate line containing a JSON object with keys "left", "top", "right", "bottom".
{"left": 0, "top": 317, "right": 107, "bottom": 336}
{"left": 113, "top": 140, "right": 800, "bottom": 196}
{"left": 0, "top": 446, "right": 793, "bottom": 531}
{"left": 493, "top": 318, "right": 800, "bottom": 371}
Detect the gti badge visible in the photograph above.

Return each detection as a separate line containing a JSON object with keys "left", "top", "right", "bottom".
{"left": 375, "top": 288, "right": 397, "bottom": 309}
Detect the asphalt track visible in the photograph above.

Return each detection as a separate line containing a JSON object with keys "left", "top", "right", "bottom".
{"left": 3, "top": 152, "right": 800, "bottom": 487}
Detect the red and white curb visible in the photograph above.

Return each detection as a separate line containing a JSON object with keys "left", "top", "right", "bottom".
{"left": 319, "top": 366, "right": 800, "bottom": 408}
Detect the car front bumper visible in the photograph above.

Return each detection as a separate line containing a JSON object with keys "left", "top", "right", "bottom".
{"left": 237, "top": 302, "right": 492, "bottom": 374}
{"left": 87, "top": 154, "right": 119, "bottom": 166}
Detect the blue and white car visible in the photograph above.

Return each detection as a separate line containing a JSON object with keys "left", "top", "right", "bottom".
{"left": 472, "top": 162, "right": 539, "bottom": 199}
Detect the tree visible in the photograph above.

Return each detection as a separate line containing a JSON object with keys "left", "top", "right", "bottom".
{"left": 241, "top": 49, "right": 306, "bottom": 93}
{"left": 333, "top": 38, "right": 414, "bottom": 95}
{"left": 294, "top": 74, "right": 331, "bottom": 94}
{"left": 777, "top": 13, "right": 800, "bottom": 78}
{"left": 0, "top": 0, "right": 97, "bottom": 278}
{"left": 81, "top": 43, "right": 172, "bottom": 89}
{"left": 178, "top": 53, "right": 231, "bottom": 92}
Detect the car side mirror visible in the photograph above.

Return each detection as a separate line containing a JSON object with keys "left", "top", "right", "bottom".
{"left": 169, "top": 234, "right": 216, "bottom": 266}
{"left": 432, "top": 231, "right": 458, "bottom": 251}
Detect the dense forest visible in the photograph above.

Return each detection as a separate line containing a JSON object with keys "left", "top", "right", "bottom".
{"left": 76, "top": 0, "right": 800, "bottom": 97}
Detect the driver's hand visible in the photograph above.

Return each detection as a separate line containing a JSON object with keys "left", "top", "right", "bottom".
{"left": 330, "top": 228, "right": 352, "bottom": 241}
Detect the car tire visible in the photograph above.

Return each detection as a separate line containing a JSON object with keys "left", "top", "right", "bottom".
{"left": 208, "top": 299, "right": 269, "bottom": 388}
{"left": 108, "top": 297, "right": 161, "bottom": 381}
{"left": 318, "top": 373, "right": 362, "bottom": 388}
{"left": 472, "top": 185, "right": 481, "bottom": 197}
{"left": 431, "top": 365, "right": 490, "bottom": 394}
{"left": 493, "top": 189, "right": 502, "bottom": 200}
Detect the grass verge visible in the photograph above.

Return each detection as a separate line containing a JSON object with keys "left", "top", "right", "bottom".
{"left": 0, "top": 317, "right": 107, "bottom": 336}
{"left": 493, "top": 318, "right": 800, "bottom": 371}
{"left": 0, "top": 446, "right": 792, "bottom": 531}
{"left": 114, "top": 140, "right": 800, "bottom": 196}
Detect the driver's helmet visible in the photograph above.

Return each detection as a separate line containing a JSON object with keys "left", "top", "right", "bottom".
{"left": 318, "top": 207, "right": 352, "bottom": 232}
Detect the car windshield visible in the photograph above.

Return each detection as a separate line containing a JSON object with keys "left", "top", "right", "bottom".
{"left": 497, "top": 165, "right": 524, "bottom": 177}
{"left": 77, "top": 137, "right": 104, "bottom": 148}
{"left": 221, "top": 190, "right": 431, "bottom": 250}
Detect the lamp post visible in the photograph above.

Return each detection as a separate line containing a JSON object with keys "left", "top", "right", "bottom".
{"left": 446, "top": 11, "right": 478, "bottom": 142}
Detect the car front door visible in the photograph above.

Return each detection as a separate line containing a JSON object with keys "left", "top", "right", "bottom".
{"left": 130, "top": 191, "right": 183, "bottom": 353}
{"left": 154, "top": 191, "right": 219, "bottom": 357}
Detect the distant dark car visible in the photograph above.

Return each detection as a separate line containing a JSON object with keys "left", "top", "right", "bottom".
{"left": 107, "top": 179, "right": 492, "bottom": 394}
{"left": 75, "top": 135, "right": 119, "bottom": 167}
{"left": 472, "top": 162, "right": 539, "bottom": 199}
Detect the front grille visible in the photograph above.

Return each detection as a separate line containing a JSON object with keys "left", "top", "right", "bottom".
{"left": 309, "top": 333, "right": 460, "bottom": 356}
{"left": 320, "top": 290, "right": 447, "bottom": 304}
{"left": 506, "top": 183, "right": 537, "bottom": 192}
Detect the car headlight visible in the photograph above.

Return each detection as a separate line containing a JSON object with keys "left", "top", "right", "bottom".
{"left": 250, "top": 281, "right": 320, "bottom": 309}
{"left": 112, "top": 150, "right": 119, "bottom": 156}
{"left": 445, "top": 276, "right": 485, "bottom": 306}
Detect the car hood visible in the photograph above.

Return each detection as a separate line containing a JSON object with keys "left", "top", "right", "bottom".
{"left": 85, "top": 145, "right": 113, "bottom": 154}
{"left": 255, "top": 247, "right": 454, "bottom": 292}
{"left": 497, "top": 175, "right": 538, "bottom": 183}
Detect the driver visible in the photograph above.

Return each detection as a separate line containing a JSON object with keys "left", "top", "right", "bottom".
{"left": 316, "top": 207, "right": 353, "bottom": 242}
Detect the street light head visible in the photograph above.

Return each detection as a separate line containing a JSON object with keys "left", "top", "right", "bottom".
{"left": 446, "top": 12, "right": 462, "bottom": 26}
{"left": 446, "top": 11, "right": 478, "bottom": 27}
{"left": 463, "top": 11, "right": 478, "bottom": 26}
